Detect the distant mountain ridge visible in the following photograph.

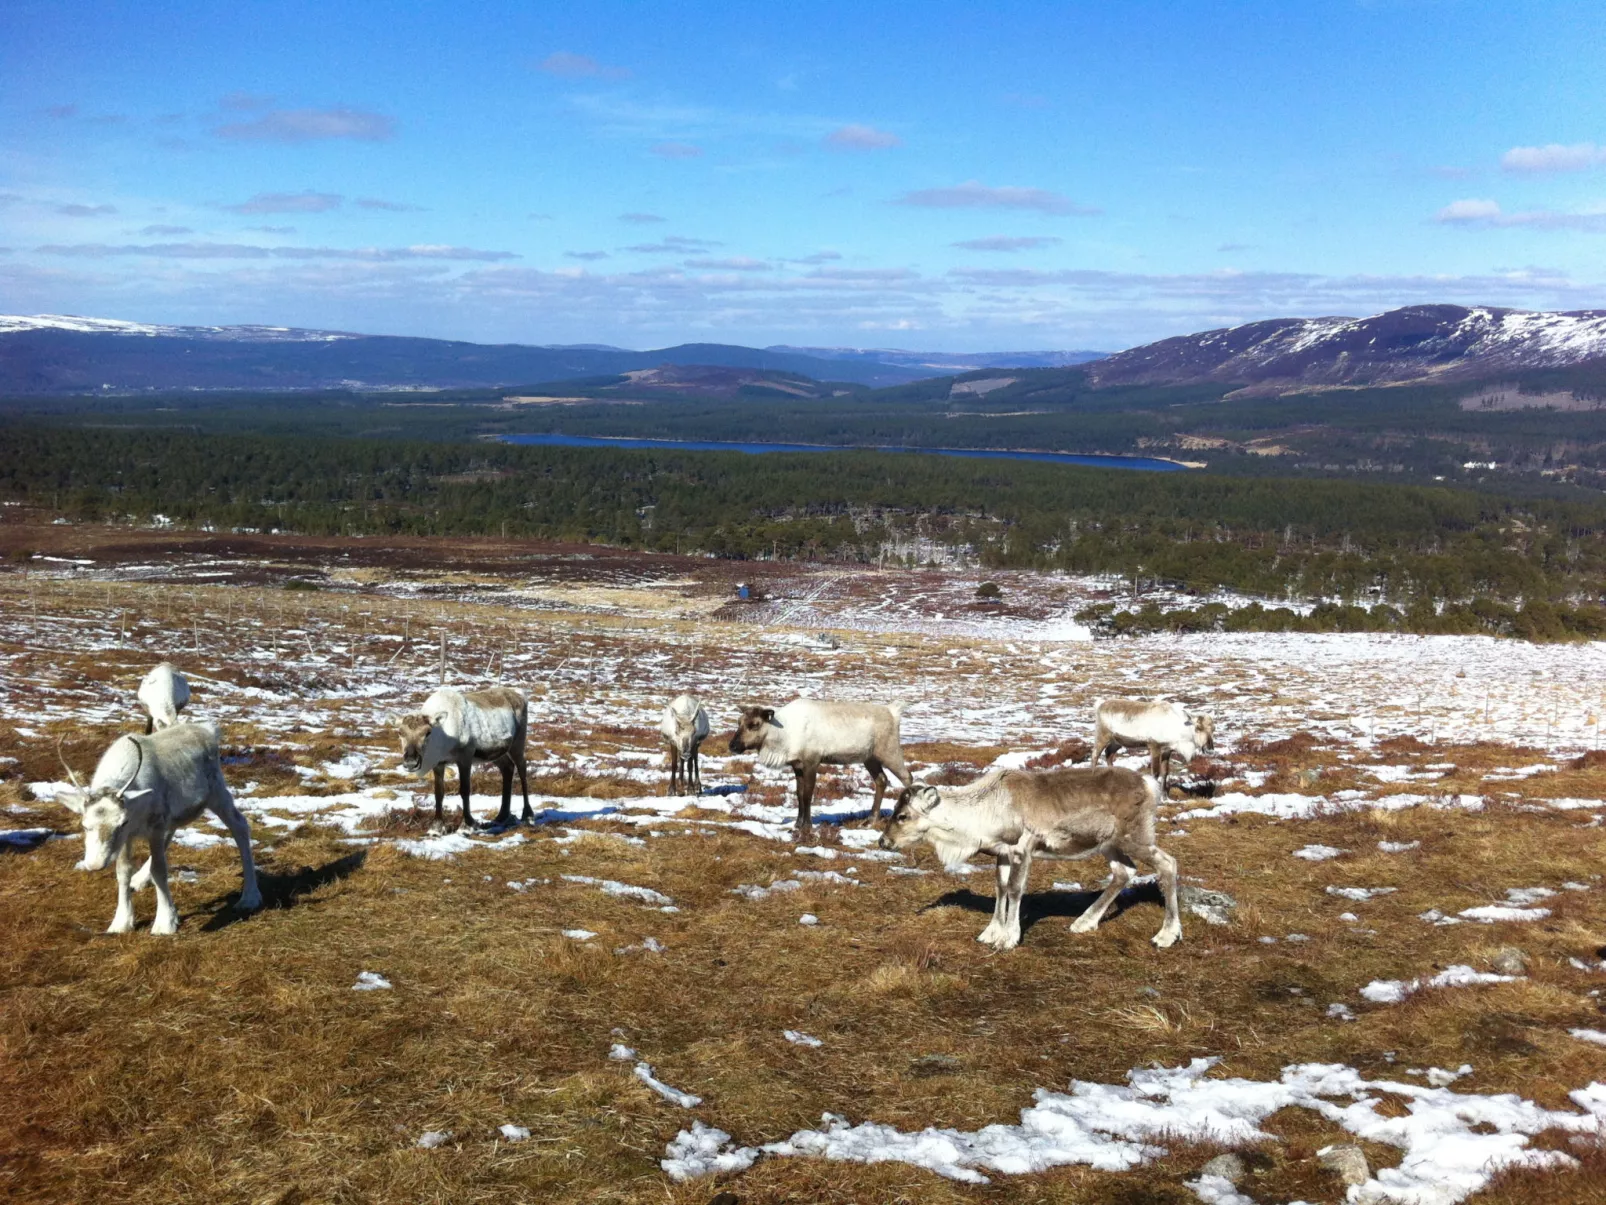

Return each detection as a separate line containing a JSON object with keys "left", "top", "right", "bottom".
{"left": 0, "top": 316, "right": 937, "bottom": 393}
{"left": 1088, "top": 304, "right": 1606, "bottom": 393}
{"left": 767, "top": 345, "right": 1108, "bottom": 371}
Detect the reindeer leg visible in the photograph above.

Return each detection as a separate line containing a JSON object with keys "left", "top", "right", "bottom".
{"left": 130, "top": 855, "right": 154, "bottom": 892}
{"left": 458, "top": 757, "right": 476, "bottom": 829}
{"left": 977, "top": 854, "right": 1010, "bottom": 946}
{"left": 989, "top": 835, "right": 1036, "bottom": 950}
{"left": 432, "top": 763, "right": 446, "bottom": 825}
{"left": 211, "top": 781, "right": 262, "bottom": 911}
{"left": 690, "top": 742, "right": 702, "bottom": 795}
{"left": 1069, "top": 856, "right": 1134, "bottom": 935}
{"left": 794, "top": 763, "right": 816, "bottom": 837}
{"left": 494, "top": 756, "right": 514, "bottom": 827}
{"left": 865, "top": 757, "right": 889, "bottom": 824}
{"left": 516, "top": 751, "right": 533, "bottom": 823}
{"left": 148, "top": 831, "right": 180, "bottom": 935}
{"left": 108, "top": 844, "right": 137, "bottom": 934}
{"left": 1132, "top": 841, "right": 1182, "bottom": 948}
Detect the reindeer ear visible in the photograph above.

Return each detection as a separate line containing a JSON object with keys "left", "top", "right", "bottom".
{"left": 59, "top": 790, "right": 86, "bottom": 816}
{"left": 761, "top": 708, "right": 776, "bottom": 723}
{"left": 120, "top": 788, "right": 153, "bottom": 807}
{"left": 913, "top": 785, "right": 941, "bottom": 813}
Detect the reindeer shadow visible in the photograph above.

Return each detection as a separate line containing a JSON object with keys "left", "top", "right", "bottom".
{"left": 200, "top": 850, "right": 367, "bottom": 931}
{"left": 923, "top": 880, "right": 1167, "bottom": 939}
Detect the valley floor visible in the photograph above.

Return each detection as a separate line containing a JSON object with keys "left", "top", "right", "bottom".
{"left": 5, "top": 525, "right": 1606, "bottom": 1203}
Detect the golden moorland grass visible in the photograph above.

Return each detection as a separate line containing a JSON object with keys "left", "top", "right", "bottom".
{"left": 4, "top": 574, "right": 1606, "bottom": 1202}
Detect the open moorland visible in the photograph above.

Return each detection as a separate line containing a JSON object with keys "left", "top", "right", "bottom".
{"left": 7, "top": 524, "right": 1606, "bottom": 1204}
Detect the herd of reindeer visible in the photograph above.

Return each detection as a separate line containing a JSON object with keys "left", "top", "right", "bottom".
{"left": 50, "top": 662, "right": 1216, "bottom": 952}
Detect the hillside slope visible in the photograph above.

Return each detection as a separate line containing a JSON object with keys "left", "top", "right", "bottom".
{"left": 1088, "top": 304, "right": 1606, "bottom": 392}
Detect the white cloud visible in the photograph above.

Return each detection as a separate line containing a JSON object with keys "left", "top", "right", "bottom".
{"left": 535, "top": 52, "right": 631, "bottom": 80}
{"left": 213, "top": 107, "right": 395, "bottom": 143}
{"left": 824, "top": 124, "right": 901, "bottom": 151}
{"left": 35, "top": 242, "right": 517, "bottom": 262}
{"left": 623, "top": 236, "right": 720, "bottom": 253}
{"left": 1501, "top": 142, "right": 1606, "bottom": 174}
{"left": 56, "top": 203, "right": 117, "bottom": 217}
{"left": 952, "top": 235, "right": 1063, "bottom": 252}
{"left": 684, "top": 257, "right": 771, "bottom": 271}
{"left": 356, "top": 197, "right": 424, "bottom": 212}
{"left": 223, "top": 191, "right": 343, "bottom": 215}
{"left": 897, "top": 181, "right": 1098, "bottom": 216}
{"left": 619, "top": 212, "right": 666, "bottom": 224}
{"left": 1434, "top": 197, "right": 1606, "bottom": 231}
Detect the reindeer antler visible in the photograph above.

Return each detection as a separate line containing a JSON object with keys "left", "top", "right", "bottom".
{"left": 55, "top": 736, "right": 83, "bottom": 789}
{"left": 115, "top": 736, "right": 144, "bottom": 795}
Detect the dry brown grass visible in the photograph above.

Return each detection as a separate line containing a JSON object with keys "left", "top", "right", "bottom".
{"left": 5, "top": 572, "right": 1606, "bottom": 1203}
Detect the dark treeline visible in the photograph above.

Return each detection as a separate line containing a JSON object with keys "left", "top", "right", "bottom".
{"left": 3, "top": 421, "right": 1606, "bottom": 639}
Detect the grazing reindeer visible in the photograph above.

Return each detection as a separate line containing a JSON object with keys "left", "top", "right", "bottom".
{"left": 1091, "top": 699, "right": 1215, "bottom": 790}
{"left": 728, "top": 699, "right": 909, "bottom": 834}
{"left": 57, "top": 724, "right": 261, "bottom": 935}
{"left": 658, "top": 694, "right": 711, "bottom": 796}
{"left": 396, "top": 687, "right": 532, "bottom": 828}
{"left": 880, "top": 764, "right": 1181, "bottom": 951}
{"left": 137, "top": 662, "right": 190, "bottom": 733}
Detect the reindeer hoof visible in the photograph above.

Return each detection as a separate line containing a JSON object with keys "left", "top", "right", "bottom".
{"left": 236, "top": 888, "right": 263, "bottom": 912}
{"left": 1152, "top": 927, "right": 1181, "bottom": 949}
{"left": 1068, "top": 917, "right": 1098, "bottom": 935}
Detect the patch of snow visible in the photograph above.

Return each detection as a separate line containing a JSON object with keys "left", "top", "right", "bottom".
{"left": 784, "top": 1030, "right": 824, "bottom": 1048}
{"left": 1361, "top": 964, "right": 1519, "bottom": 1004}
{"left": 499, "top": 1123, "right": 531, "bottom": 1142}
{"left": 561, "top": 929, "right": 597, "bottom": 941}
{"left": 1326, "top": 886, "right": 1396, "bottom": 901}
{"left": 661, "top": 1122, "right": 760, "bottom": 1182}
{"left": 634, "top": 1062, "right": 702, "bottom": 1108}
{"left": 1293, "top": 844, "right": 1345, "bottom": 861}
{"left": 799, "top": 913, "right": 820, "bottom": 925}
{"left": 561, "top": 874, "right": 673, "bottom": 907}
{"left": 351, "top": 971, "right": 392, "bottom": 991}
{"left": 416, "top": 1130, "right": 451, "bottom": 1149}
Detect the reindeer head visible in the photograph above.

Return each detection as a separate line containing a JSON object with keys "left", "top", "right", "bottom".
{"left": 879, "top": 782, "right": 941, "bottom": 850}
{"left": 1193, "top": 714, "right": 1216, "bottom": 753}
{"left": 395, "top": 713, "right": 448, "bottom": 775}
{"left": 58, "top": 738, "right": 150, "bottom": 872}
{"left": 727, "top": 706, "right": 776, "bottom": 755}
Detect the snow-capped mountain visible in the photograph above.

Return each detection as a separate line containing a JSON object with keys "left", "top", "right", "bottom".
{"left": 1088, "top": 304, "right": 1606, "bottom": 392}
{"left": 0, "top": 313, "right": 358, "bottom": 342}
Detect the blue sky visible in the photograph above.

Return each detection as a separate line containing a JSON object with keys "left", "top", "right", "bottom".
{"left": 2, "top": 0, "right": 1605, "bottom": 350}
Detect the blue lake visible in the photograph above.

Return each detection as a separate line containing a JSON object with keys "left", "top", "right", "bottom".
{"left": 502, "top": 432, "right": 1187, "bottom": 472}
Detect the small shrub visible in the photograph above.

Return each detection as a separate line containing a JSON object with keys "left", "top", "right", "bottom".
{"left": 975, "top": 581, "right": 1002, "bottom": 599}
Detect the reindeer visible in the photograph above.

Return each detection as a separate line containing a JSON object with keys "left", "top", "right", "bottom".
{"left": 1091, "top": 699, "right": 1215, "bottom": 791}
{"left": 880, "top": 764, "right": 1181, "bottom": 951}
{"left": 728, "top": 699, "right": 909, "bottom": 834}
{"left": 137, "top": 662, "right": 190, "bottom": 733}
{"left": 658, "top": 694, "right": 711, "bottom": 796}
{"left": 396, "top": 687, "right": 532, "bottom": 828}
{"left": 57, "top": 724, "right": 261, "bottom": 935}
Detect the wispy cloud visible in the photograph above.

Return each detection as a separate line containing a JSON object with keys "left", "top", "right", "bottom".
{"left": 623, "top": 236, "right": 721, "bottom": 253}
{"left": 223, "top": 191, "right": 343, "bottom": 215}
{"left": 140, "top": 224, "right": 193, "bottom": 236}
{"left": 355, "top": 197, "right": 424, "bottom": 212}
{"left": 795, "top": 250, "right": 842, "bottom": 264}
{"left": 213, "top": 107, "right": 395, "bottom": 143}
{"left": 1434, "top": 197, "right": 1606, "bottom": 231}
{"left": 897, "top": 181, "right": 1099, "bottom": 216}
{"left": 535, "top": 51, "right": 631, "bottom": 80}
{"left": 650, "top": 141, "right": 703, "bottom": 159}
{"left": 1501, "top": 142, "right": 1606, "bottom": 174}
{"left": 36, "top": 242, "right": 517, "bottom": 262}
{"left": 220, "top": 92, "right": 275, "bottom": 111}
{"left": 565, "top": 250, "right": 609, "bottom": 261}
{"left": 824, "top": 124, "right": 901, "bottom": 151}
{"left": 619, "top": 212, "right": 667, "bottom": 224}
{"left": 246, "top": 225, "right": 297, "bottom": 234}
{"left": 684, "top": 257, "right": 771, "bottom": 271}
{"left": 951, "top": 235, "right": 1063, "bottom": 252}
{"left": 55, "top": 203, "right": 117, "bottom": 217}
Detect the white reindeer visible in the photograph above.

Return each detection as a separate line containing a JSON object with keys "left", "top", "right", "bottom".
{"left": 396, "top": 687, "right": 532, "bottom": 828}
{"left": 728, "top": 699, "right": 909, "bottom": 834}
{"left": 1091, "top": 699, "right": 1215, "bottom": 790}
{"left": 58, "top": 724, "right": 262, "bottom": 935}
{"left": 880, "top": 764, "right": 1181, "bottom": 951}
{"left": 658, "top": 694, "right": 711, "bottom": 796}
{"left": 137, "top": 662, "right": 190, "bottom": 733}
